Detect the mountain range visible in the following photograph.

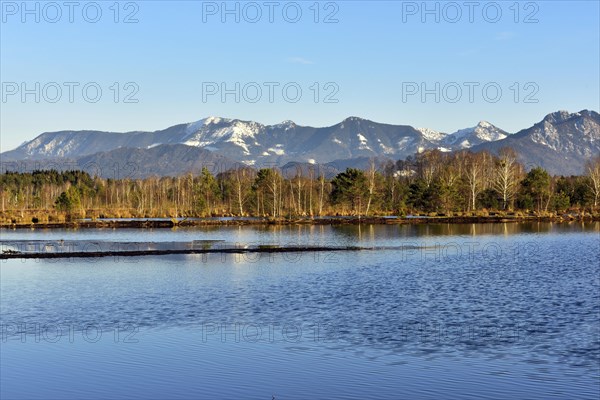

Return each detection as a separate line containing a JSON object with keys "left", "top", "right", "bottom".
{"left": 1, "top": 110, "right": 598, "bottom": 178}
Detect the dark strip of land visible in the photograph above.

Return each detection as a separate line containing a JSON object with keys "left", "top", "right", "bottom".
{"left": 0, "top": 245, "right": 386, "bottom": 260}
{"left": 1, "top": 215, "right": 597, "bottom": 230}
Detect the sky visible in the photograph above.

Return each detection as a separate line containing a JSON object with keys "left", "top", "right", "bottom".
{"left": 1, "top": 0, "right": 599, "bottom": 151}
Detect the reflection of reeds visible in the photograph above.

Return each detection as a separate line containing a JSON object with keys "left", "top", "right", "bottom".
{"left": 200, "top": 242, "right": 212, "bottom": 250}
{"left": 192, "top": 240, "right": 224, "bottom": 250}
{"left": 258, "top": 244, "right": 280, "bottom": 249}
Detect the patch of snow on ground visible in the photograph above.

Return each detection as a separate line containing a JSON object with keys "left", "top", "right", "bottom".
{"left": 379, "top": 142, "right": 394, "bottom": 154}
{"left": 268, "top": 147, "right": 285, "bottom": 155}
{"left": 397, "top": 137, "right": 413, "bottom": 149}
{"left": 357, "top": 133, "right": 371, "bottom": 150}
{"left": 184, "top": 139, "right": 214, "bottom": 147}
{"left": 26, "top": 137, "right": 43, "bottom": 153}
{"left": 41, "top": 139, "right": 58, "bottom": 154}
{"left": 56, "top": 138, "right": 78, "bottom": 157}
{"left": 222, "top": 123, "right": 261, "bottom": 154}
{"left": 227, "top": 135, "right": 251, "bottom": 154}
{"left": 185, "top": 118, "right": 208, "bottom": 134}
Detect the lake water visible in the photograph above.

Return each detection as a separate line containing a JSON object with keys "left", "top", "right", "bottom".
{"left": 1, "top": 223, "right": 599, "bottom": 399}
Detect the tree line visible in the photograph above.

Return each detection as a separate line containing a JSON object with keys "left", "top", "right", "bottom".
{"left": 1, "top": 148, "right": 599, "bottom": 221}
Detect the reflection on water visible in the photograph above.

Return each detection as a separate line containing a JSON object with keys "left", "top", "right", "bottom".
{"left": 1, "top": 223, "right": 599, "bottom": 399}
{"left": 2, "top": 221, "right": 598, "bottom": 244}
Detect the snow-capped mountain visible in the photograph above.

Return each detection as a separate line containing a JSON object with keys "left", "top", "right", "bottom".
{"left": 2, "top": 110, "right": 598, "bottom": 176}
{"left": 415, "top": 127, "right": 446, "bottom": 142}
{"left": 473, "top": 110, "right": 600, "bottom": 175}
{"left": 1, "top": 116, "right": 447, "bottom": 165}
{"left": 528, "top": 110, "right": 597, "bottom": 152}
{"left": 443, "top": 121, "right": 508, "bottom": 149}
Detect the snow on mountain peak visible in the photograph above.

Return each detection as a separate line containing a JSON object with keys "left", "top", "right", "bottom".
{"left": 182, "top": 118, "right": 259, "bottom": 154}
{"left": 443, "top": 121, "right": 507, "bottom": 148}
{"left": 276, "top": 120, "right": 296, "bottom": 130}
{"left": 473, "top": 122, "right": 507, "bottom": 141}
{"left": 205, "top": 116, "right": 223, "bottom": 125}
{"left": 416, "top": 127, "right": 446, "bottom": 142}
{"left": 213, "top": 121, "right": 260, "bottom": 155}
{"left": 185, "top": 119, "right": 207, "bottom": 135}
{"left": 544, "top": 110, "right": 576, "bottom": 124}
{"left": 185, "top": 117, "right": 225, "bottom": 134}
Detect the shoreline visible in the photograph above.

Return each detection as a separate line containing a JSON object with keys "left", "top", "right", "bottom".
{"left": 1, "top": 215, "right": 598, "bottom": 229}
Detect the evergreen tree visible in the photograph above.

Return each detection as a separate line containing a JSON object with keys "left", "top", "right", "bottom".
{"left": 330, "top": 168, "right": 369, "bottom": 215}
{"left": 519, "top": 167, "right": 551, "bottom": 212}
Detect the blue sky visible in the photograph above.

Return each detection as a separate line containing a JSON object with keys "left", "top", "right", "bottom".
{"left": 1, "top": 0, "right": 599, "bottom": 151}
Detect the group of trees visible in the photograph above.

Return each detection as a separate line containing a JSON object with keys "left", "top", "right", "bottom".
{"left": 387, "top": 149, "right": 600, "bottom": 214}
{"left": 1, "top": 149, "right": 600, "bottom": 219}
